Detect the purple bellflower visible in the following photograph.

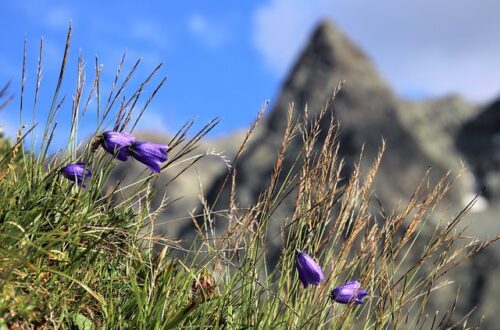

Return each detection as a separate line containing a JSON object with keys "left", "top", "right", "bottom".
{"left": 101, "top": 131, "right": 136, "bottom": 161}
{"left": 61, "top": 163, "right": 92, "bottom": 188}
{"left": 129, "top": 141, "right": 168, "bottom": 173}
{"left": 330, "top": 281, "right": 368, "bottom": 305}
{"left": 296, "top": 251, "right": 325, "bottom": 288}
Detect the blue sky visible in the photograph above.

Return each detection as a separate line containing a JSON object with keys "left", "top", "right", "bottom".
{"left": 1, "top": 1, "right": 500, "bottom": 147}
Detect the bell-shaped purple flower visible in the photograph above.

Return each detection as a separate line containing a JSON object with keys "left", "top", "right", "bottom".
{"left": 101, "top": 131, "right": 136, "bottom": 161}
{"left": 129, "top": 141, "right": 168, "bottom": 173}
{"left": 61, "top": 163, "right": 92, "bottom": 188}
{"left": 296, "top": 251, "right": 325, "bottom": 288}
{"left": 330, "top": 280, "right": 368, "bottom": 305}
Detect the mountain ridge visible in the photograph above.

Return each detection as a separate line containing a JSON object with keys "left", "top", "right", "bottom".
{"left": 108, "top": 20, "right": 500, "bottom": 327}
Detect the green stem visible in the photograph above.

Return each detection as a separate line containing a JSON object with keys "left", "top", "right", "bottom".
{"left": 164, "top": 301, "right": 197, "bottom": 329}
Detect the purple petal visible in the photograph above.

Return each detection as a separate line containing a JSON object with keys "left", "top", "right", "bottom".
{"left": 334, "top": 293, "right": 354, "bottom": 304}
{"left": 331, "top": 281, "right": 368, "bottom": 305}
{"left": 133, "top": 141, "right": 168, "bottom": 161}
{"left": 343, "top": 281, "right": 361, "bottom": 289}
{"left": 101, "top": 131, "right": 136, "bottom": 161}
{"left": 130, "top": 141, "right": 168, "bottom": 172}
{"left": 296, "top": 252, "right": 324, "bottom": 287}
{"left": 139, "top": 157, "right": 162, "bottom": 173}
{"left": 61, "top": 163, "right": 91, "bottom": 187}
{"left": 353, "top": 299, "right": 365, "bottom": 305}
{"left": 357, "top": 289, "right": 368, "bottom": 299}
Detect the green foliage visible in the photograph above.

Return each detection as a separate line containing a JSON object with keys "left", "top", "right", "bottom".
{"left": 0, "top": 27, "right": 498, "bottom": 329}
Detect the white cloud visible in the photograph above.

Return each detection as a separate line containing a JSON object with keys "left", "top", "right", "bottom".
{"left": 187, "top": 14, "right": 231, "bottom": 48}
{"left": 136, "top": 109, "right": 173, "bottom": 133}
{"left": 253, "top": 0, "right": 500, "bottom": 101}
{"left": 253, "top": 0, "right": 332, "bottom": 75}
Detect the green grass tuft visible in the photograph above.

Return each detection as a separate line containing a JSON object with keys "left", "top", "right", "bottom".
{"left": 0, "top": 26, "right": 498, "bottom": 329}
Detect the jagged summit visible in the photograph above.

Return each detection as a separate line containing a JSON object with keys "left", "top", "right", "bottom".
{"left": 108, "top": 20, "right": 497, "bottom": 327}
{"left": 287, "top": 20, "right": 376, "bottom": 82}
{"left": 205, "top": 19, "right": 452, "bottom": 220}
{"left": 265, "top": 20, "right": 390, "bottom": 132}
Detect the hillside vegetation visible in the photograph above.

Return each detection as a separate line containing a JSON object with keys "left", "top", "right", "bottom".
{"left": 0, "top": 27, "right": 498, "bottom": 329}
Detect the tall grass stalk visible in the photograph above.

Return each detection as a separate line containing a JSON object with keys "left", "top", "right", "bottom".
{"left": 0, "top": 27, "right": 498, "bottom": 329}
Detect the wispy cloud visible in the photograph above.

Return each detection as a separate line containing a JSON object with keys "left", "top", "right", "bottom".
{"left": 187, "top": 14, "right": 231, "bottom": 49}
{"left": 86, "top": 17, "right": 167, "bottom": 73}
{"left": 136, "top": 108, "right": 173, "bottom": 133}
{"left": 44, "top": 6, "right": 72, "bottom": 29}
{"left": 253, "top": 0, "right": 330, "bottom": 75}
{"left": 253, "top": 0, "right": 500, "bottom": 101}
{"left": 130, "top": 20, "right": 170, "bottom": 50}
{"left": 12, "top": 1, "right": 72, "bottom": 31}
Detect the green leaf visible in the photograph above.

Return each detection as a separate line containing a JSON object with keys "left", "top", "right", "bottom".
{"left": 70, "top": 313, "right": 96, "bottom": 330}
{"left": 0, "top": 318, "right": 8, "bottom": 330}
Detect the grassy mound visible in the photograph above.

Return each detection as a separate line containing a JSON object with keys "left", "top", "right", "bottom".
{"left": 0, "top": 27, "right": 498, "bottom": 329}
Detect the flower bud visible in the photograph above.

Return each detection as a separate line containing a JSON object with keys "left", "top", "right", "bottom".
{"left": 296, "top": 251, "right": 324, "bottom": 288}
{"left": 129, "top": 141, "right": 168, "bottom": 172}
{"left": 330, "top": 280, "right": 368, "bottom": 305}
{"left": 61, "top": 163, "right": 91, "bottom": 188}
{"left": 101, "top": 131, "right": 136, "bottom": 161}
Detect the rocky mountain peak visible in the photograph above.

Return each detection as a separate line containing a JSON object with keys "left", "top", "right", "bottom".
{"left": 265, "top": 20, "right": 391, "bottom": 133}
{"left": 177, "top": 20, "right": 457, "bottom": 241}
{"left": 107, "top": 20, "right": 498, "bottom": 326}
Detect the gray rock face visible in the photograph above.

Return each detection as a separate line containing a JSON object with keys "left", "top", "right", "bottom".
{"left": 457, "top": 99, "right": 500, "bottom": 201}
{"left": 400, "top": 96, "right": 479, "bottom": 170}
{"left": 182, "top": 21, "right": 457, "bottom": 236}
{"left": 107, "top": 21, "right": 498, "bottom": 327}
{"left": 172, "top": 21, "right": 495, "bottom": 326}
